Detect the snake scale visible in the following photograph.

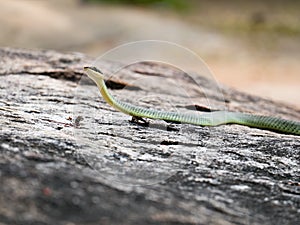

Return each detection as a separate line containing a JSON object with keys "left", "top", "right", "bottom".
{"left": 84, "top": 66, "right": 300, "bottom": 136}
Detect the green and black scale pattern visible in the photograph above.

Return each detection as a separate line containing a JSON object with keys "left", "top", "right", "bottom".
{"left": 84, "top": 66, "right": 300, "bottom": 136}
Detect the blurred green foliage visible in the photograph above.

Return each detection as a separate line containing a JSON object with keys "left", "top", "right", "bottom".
{"left": 85, "top": 0, "right": 191, "bottom": 12}
{"left": 84, "top": 0, "right": 300, "bottom": 37}
{"left": 220, "top": 11, "right": 300, "bottom": 37}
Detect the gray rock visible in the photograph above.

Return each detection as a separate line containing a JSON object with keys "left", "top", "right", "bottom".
{"left": 0, "top": 48, "right": 299, "bottom": 225}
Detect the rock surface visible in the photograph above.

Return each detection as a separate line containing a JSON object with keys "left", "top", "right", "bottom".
{"left": 0, "top": 48, "right": 299, "bottom": 225}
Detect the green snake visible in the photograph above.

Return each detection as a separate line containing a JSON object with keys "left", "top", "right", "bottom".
{"left": 84, "top": 66, "right": 300, "bottom": 136}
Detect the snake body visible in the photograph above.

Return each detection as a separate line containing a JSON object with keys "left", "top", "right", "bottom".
{"left": 84, "top": 66, "right": 300, "bottom": 135}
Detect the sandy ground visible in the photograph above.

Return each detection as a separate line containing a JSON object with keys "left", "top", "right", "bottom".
{"left": 0, "top": 0, "right": 299, "bottom": 108}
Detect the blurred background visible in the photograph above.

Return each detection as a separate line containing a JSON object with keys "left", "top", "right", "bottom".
{"left": 1, "top": 0, "right": 299, "bottom": 107}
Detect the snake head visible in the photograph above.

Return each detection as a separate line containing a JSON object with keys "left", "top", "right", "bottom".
{"left": 84, "top": 66, "right": 104, "bottom": 83}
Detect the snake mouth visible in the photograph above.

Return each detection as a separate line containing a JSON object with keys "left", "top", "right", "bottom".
{"left": 84, "top": 66, "right": 103, "bottom": 74}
